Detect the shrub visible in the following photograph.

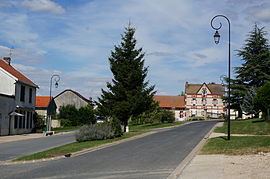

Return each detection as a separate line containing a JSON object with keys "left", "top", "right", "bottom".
{"left": 33, "top": 112, "right": 45, "bottom": 131}
{"left": 58, "top": 104, "right": 79, "bottom": 126}
{"left": 158, "top": 110, "right": 175, "bottom": 123}
{"left": 110, "top": 117, "right": 123, "bottom": 137}
{"left": 188, "top": 117, "right": 204, "bottom": 121}
{"left": 75, "top": 124, "right": 114, "bottom": 142}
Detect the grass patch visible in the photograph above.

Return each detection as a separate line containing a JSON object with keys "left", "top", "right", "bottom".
{"left": 129, "top": 122, "right": 183, "bottom": 131}
{"left": 13, "top": 131, "right": 144, "bottom": 161}
{"left": 214, "top": 118, "right": 270, "bottom": 135}
{"left": 52, "top": 126, "right": 81, "bottom": 132}
{"left": 200, "top": 136, "right": 270, "bottom": 155}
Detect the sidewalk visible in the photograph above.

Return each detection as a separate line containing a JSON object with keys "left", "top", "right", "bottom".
{"left": 0, "top": 131, "right": 72, "bottom": 144}
{"left": 178, "top": 131, "right": 270, "bottom": 179}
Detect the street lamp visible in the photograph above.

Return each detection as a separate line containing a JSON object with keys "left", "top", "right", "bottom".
{"left": 48, "top": 74, "right": 60, "bottom": 132}
{"left": 211, "top": 15, "right": 231, "bottom": 140}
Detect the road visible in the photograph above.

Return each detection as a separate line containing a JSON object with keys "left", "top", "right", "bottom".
{"left": 0, "top": 121, "right": 217, "bottom": 179}
{"left": 0, "top": 132, "right": 76, "bottom": 161}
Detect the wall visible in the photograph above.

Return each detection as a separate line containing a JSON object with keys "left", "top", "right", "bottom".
{"left": 0, "top": 69, "right": 16, "bottom": 96}
{"left": 54, "top": 90, "right": 89, "bottom": 113}
{"left": 0, "top": 95, "right": 15, "bottom": 135}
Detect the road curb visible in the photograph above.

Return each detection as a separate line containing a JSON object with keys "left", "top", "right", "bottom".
{"left": 167, "top": 121, "right": 222, "bottom": 179}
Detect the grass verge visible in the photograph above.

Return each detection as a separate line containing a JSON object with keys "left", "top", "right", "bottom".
{"left": 129, "top": 122, "right": 183, "bottom": 131}
{"left": 214, "top": 118, "right": 270, "bottom": 135}
{"left": 13, "top": 131, "right": 145, "bottom": 161}
{"left": 52, "top": 126, "right": 81, "bottom": 132}
{"left": 200, "top": 136, "right": 270, "bottom": 155}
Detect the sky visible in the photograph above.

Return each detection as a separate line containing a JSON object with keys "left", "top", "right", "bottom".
{"left": 0, "top": 0, "right": 270, "bottom": 100}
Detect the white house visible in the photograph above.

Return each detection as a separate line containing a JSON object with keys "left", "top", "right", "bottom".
{"left": 0, "top": 57, "right": 38, "bottom": 135}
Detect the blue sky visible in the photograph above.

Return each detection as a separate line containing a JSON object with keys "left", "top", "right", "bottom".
{"left": 0, "top": 0, "right": 270, "bottom": 100}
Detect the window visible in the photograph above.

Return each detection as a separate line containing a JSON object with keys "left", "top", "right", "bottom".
{"left": 213, "top": 99, "right": 218, "bottom": 106}
{"left": 29, "top": 88, "right": 32, "bottom": 103}
{"left": 14, "top": 116, "right": 18, "bottom": 128}
{"left": 202, "top": 98, "right": 206, "bottom": 105}
{"left": 20, "top": 85, "right": 25, "bottom": 102}
{"left": 192, "top": 98, "right": 196, "bottom": 105}
{"left": 202, "top": 88, "right": 207, "bottom": 96}
{"left": 30, "top": 112, "right": 33, "bottom": 128}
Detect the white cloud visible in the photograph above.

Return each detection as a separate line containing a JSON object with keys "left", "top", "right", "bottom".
{"left": 21, "top": 0, "right": 65, "bottom": 14}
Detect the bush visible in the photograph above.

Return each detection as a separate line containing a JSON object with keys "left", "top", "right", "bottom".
{"left": 58, "top": 105, "right": 96, "bottom": 126}
{"left": 75, "top": 119, "right": 123, "bottom": 142}
{"left": 75, "top": 124, "right": 114, "bottom": 142}
{"left": 110, "top": 117, "right": 123, "bottom": 137}
{"left": 33, "top": 112, "right": 45, "bottom": 131}
{"left": 188, "top": 117, "right": 204, "bottom": 121}
{"left": 132, "top": 109, "right": 175, "bottom": 124}
{"left": 158, "top": 110, "right": 175, "bottom": 123}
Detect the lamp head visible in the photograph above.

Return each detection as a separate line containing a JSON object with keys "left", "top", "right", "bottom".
{"left": 55, "top": 82, "right": 58, "bottom": 88}
{"left": 214, "top": 30, "right": 220, "bottom": 44}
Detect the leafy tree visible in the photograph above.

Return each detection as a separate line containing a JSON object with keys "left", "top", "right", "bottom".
{"left": 33, "top": 112, "right": 45, "bottom": 131}
{"left": 58, "top": 104, "right": 79, "bottom": 126}
{"left": 228, "top": 24, "right": 270, "bottom": 117}
{"left": 254, "top": 82, "right": 270, "bottom": 121}
{"left": 78, "top": 105, "right": 96, "bottom": 125}
{"left": 241, "top": 86, "right": 259, "bottom": 117}
{"left": 97, "top": 25, "right": 156, "bottom": 132}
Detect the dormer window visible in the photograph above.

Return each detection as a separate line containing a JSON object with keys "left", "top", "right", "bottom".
{"left": 202, "top": 88, "right": 207, "bottom": 96}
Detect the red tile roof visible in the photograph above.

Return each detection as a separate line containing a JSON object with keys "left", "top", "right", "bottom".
{"left": 153, "top": 95, "right": 185, "bottom": 108}
{"left": 0, "top": 59, "right": 37, "bottom": 86}
{"left": 36, "top": 96, "right": 51, "bottom": 108}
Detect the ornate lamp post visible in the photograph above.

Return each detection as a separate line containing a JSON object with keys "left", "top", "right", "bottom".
{"left": 211, "top": 15, "right": 231, "bottom": 140}
{"left": 48, "top": 74, "right": 60, "bottom": 131}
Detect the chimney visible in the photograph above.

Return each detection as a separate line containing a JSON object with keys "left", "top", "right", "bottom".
{"left": 3, "top": 57, "right": 11, "bottom": 65}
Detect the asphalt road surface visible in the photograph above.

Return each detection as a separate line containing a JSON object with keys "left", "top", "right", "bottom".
{"left": 0, "top": 121, "right": 218, "bottom": 179}
{"left": 0, "top": 132, "right": 76, "bottom": 161}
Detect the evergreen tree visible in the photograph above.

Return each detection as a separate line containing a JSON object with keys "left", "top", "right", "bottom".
{"left": 254, "top": 82, "right": 270, "bottom": 121}
{"left": 97, "top": 25, "right": 156, "bottom": 131}
{"left": 235, "top": 24, "right": 270, "bottom": 88}
{"left": 240, "top": 86, "right": 259, "bottom": 116}
{"left": 229, "top": 25, "right": 270, "bottom": 117}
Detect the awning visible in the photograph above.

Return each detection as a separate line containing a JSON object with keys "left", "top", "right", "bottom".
{"left": 9, "top": 112, "right": 24, "bottom": 116}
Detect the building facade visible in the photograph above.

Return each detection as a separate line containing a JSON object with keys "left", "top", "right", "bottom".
{"left": 153, "top": 95, "right": 187, "bottom": 121}
{"left": 0, "top": 57, "right": 38, "bottom": 135}
{"left": 154, "top": 82, "right": 226, "bottom": 121}
{"left": 185, "top": 82, "right": 225, "bottom": 119}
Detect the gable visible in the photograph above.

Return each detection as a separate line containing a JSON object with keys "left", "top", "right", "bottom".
{"left": 0, "top": 60, "right": 38, "bottom": 88}
{"left": 54, "top": 89, "right": 90, "bottom": 110}
{"left": 197, "top": 83, "right": 212, "bottom": 95}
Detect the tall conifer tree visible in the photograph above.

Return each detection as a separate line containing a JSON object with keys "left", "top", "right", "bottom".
{"left": 229, "top": 25, "right": 270, "bottom": 117}
{"left": 97, "top": 25, "right": 156, "bottom": 131}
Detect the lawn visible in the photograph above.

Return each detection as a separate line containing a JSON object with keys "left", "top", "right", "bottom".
{"left": 200, "top": 136, "right": 270, "bottom": 155}
{"left": 214, "top": 118, "right": 270, "bottom": 135}
{"left": 53, "top": 126, "right": 81, "bottom": 132}
{"left": 14, "top": 131, "right": 145, "bottom": 161}
{"left": 129, "top": 122, "right": 183, "bottom": 131}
